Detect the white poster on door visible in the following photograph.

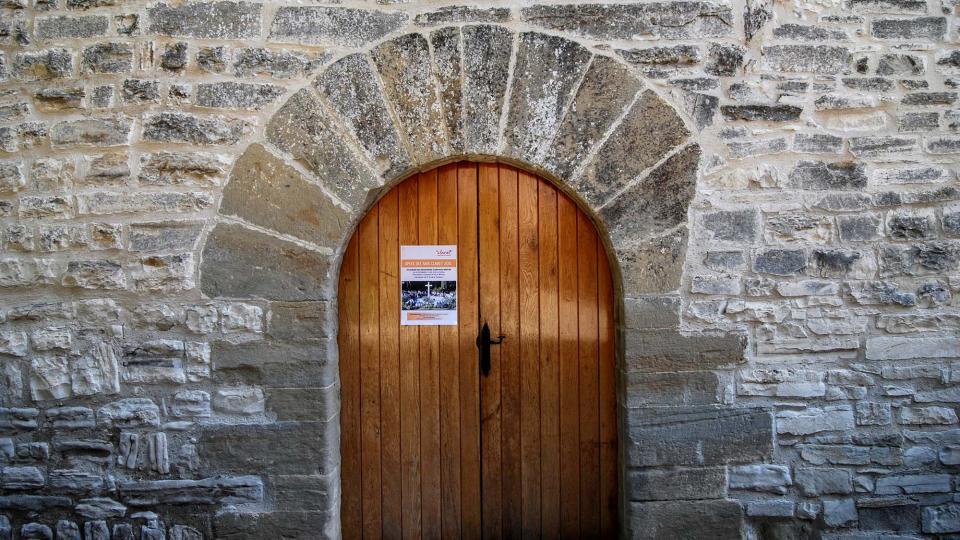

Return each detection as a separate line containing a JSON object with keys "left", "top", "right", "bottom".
{"left": 400, "top": 245, "right": 458, "bottom": 326}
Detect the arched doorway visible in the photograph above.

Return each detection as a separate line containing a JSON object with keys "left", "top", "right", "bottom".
{"left": 337, "top": 161, "right": 618, "bottom": 538}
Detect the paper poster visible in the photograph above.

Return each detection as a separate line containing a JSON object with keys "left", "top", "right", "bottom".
{"left": 400, "top": 245, "right": 457, "bottom": 326}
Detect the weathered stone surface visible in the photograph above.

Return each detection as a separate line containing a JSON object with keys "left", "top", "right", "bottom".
{"left": 602, "top": 145, "right": 699, "bottom": 246}
{"left": 415, "top": 6, "right": 510, "bottom": 25}
{"left": 875, "top": 474, "right": 952, "bottom": 495}
{"left": 899, "top": 406, "right": 958, "bottom": 425}
{"left": 788, "top": 161, "right": 866, "bottom": 189}
{"left": 866, "top": 336, "right": 960, "bottom": 360}
{"left": 627, "top": 406, "right": 773, "bottom": 466}
{"left": 625, "top": 330, "right": 744, "bottom": 373}
{"left": 504, "top": 32, "right": 591, "bottom": 163}
{"left": 763, "top": 45, "right": 850, "bottom": 74}
{"left": 823, "top": 498, "right": 858, "bottom": 527}
{"left": 371, "top": 33, "right": 446, "bottom": 165}
{"left": 521, "top": 3, "right": 734, "bottom": 40}
{"left": 270, "top": 7, "right": 407, "bottom": 47}
{"left": 97, "top": 398, "right": 159, "bottom": 428}
{"left": 797, "top": 468, "right": 853, "bottom": 496}
{"left": 221, "top": 144, "right": 346, "bottom": 248}
{"left": 628, "top": 467, "right": 727, "bottom": 501}
{"left": 233, "top": 48, "right": 310, "bottom": 79}
{"left": 579, "top": 91, "right": 689, "bottom": 205}
{"left": 721, "top": 104, "right": 803, "bottom": 122}
{"left": 777, "top": 406, "right": 855, "bottom": 436}
{"left": 872, "top": 17, "right": 946, "bottom": 40}
{"left": 149, "top": 2, "right": 261, "bottom": 39}
{"left": 729, "top": 464, "right": 791, "bottom": 494}
{"left": 543, "top": 56, "right": 642, "bottom": 178}
{"left": 629, "top": 499, "right": 744, "bottom": 539}
{"left": 13, "top": 49, "right": 72, "bottom": 81}
{"left": 702, "top": 209, "right": 757, "bottom": 243}
{"left": 143, "top": 112, "right": 248, "bottom": 145}
{"left": 195, "top": 82, "right": 285, "bottom": 111}
{"left": 460, "top": 25, "right": 513, "bottom": 155}
{"left": 74, "top": 498, "right": 126, "bottom": 520}
{"left": 201, "top": 223, "right": 330, "bottom": 301}
{"left": 36, "top": 15, "right": 107, "bottom": 41}
{"left": 50, "top": 116, "right": 131, "bottom": 148}
{"left": 431, "top": 27, "right": 465, "bottom": 153}
{"left": 753, "top": 249, "right": 806, "bottom": 276}
{"left": 80, "top": 43, "right": 132, "bottom": 74}
{"left": 626, "top": 371, "right": 721, "bottom": 406}
{"left": 118, "top": 475, "right": 263, "bottom": 506}
{"left": 160, "top": 42, "right": 187, "bottom": 72}
{"left": 265, "top": 89, "right": 377, "bottom": 209}
{"left": 316, "top": 54, "right": 409, "bottom": 179}
{"left": 923, "top": 504, "right": 960, "bottom": 534}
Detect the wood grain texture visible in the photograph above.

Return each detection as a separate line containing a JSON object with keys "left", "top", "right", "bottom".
{"left": 339, "top": 161, "right": 617, "bottom": 538}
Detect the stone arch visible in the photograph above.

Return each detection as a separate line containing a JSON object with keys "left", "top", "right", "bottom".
{"left": 199, "top": 25, "right": 746, "bottom": 536}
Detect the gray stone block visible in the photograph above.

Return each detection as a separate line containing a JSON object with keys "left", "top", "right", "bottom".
{"left": 315, "top": 54, "right": 410, "bottom": 179}
{"left": 627, "top": 406, "right": 773, "bottom": 467}
{"left": 543, "top": 56, "right": 641, "bottom": 179}
{"left": 628, "top": 499, "right": 743, "bottom": 539}
{"left": 118, "top": 475, "right": 263, "bottom": 506}
{"left": 504, "top": 32, "right": 591, "bottom": 164}
{"left": 270, "top": 7, "right": 407, "bottom": 47}
{"left": 36, "top": 15, "right": 108, "bottom": 40}
{"left": 872, "top": 17, "right": 946, "bottom": 40}
{"left": 461, "top": 25, "right": 513, "bottom": 155}
{"left": 578, "top": 90, "right": 689, "bottom": 206}
{"left": 143, "top": 112, "right": 248, "bottom": 145}
{"left": 149, "top": 1, "right": 261, "bottom": 39}
{"left": 521, "top": 3, "right": 734, "bottom": 40}
{"left": 763, "top": 45, "right": 850, "bottom": 74}
{"left": 195, "top": 82, "right": 285, "bottom": 111}
{"left": 80, "top": 43, "right": 132, "bottom": 74}
{"left": 627, "top": 467, "right": 727, "bottom": 501}
{"left": 796, "top": 468, "right": 853, "bottom": 496}
{"left": 265, "top": 89, "right": 378, "bottom": 209}
{"left": 431, "top": 27, "right": 465, "bottom": 154}
{"left": 371, "top": 33, "right": 447, "bottom": 165}
{"left": 923, "top": 503, "right": 960, "bottom": 533}
{"left": 626, "top": 371, "right": 721, "bottom": 407}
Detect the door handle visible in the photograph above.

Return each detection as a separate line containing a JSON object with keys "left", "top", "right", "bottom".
{"left": 477, "top": 322, "right": 505, "bottom": 376}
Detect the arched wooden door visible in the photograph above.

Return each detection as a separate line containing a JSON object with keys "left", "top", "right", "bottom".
{"left": 338, "top": 162, "right": 617, "bottom": 539}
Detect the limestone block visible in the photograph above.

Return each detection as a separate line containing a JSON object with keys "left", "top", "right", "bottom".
{"left": 269, "top": 7, "right": 407, "bottom": 47}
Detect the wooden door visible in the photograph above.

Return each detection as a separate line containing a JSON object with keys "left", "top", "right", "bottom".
{"left": 339, "top": 162, "right": 617, "bottom": 539}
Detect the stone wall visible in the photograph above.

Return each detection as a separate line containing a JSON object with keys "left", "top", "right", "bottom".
{"left": 0, "top": 0, "right": 958, "bottom": 539}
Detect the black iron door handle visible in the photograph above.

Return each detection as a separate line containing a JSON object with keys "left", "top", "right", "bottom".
{"left": 477, "top": 322, "right": 505, "bottom": 376}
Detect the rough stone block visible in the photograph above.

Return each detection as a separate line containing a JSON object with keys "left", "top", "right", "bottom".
{"left": 627, "top": 406, "right": 773, "bottom": 467}
{"left": 872, "top": 17, "right": 946, "bottom": 40}
{"left": 36, "top": 15, "right": 107, "bottom": 40}
{"left": 796, "top": 468, "right": 853, "bottom": 496}
{"left": 13, "top": 49, "right": 73, "bottom": 81}
{"left": 80, "top": 43, "right": 132, "bottom": 74}
{"left": 149, "top": 2, "right": 261, "bottom": 39}
{"left": 269, "top": 7, "right": 407, "bottom": 47}
{"left": 543, "top": 56, "right": 641, "bottom": 178}
{"left": 923, "top": 503, "right": 960, "bottom": 533}
{"left": 626, "top": 371, "right": 721, "bottom": 407}
{"left": 521, "top": 3, "right": 734, "bottom": 40}
{"left": 729, "top": 464, "right": 791, "bottom": 494}
{"left": 763, "top": 45, "right": 850, "bottom": 74}
{"left": 504, "top": 32, "right": 591, "bottom": 164}
{"left": 118, "top": 475, "right": 263, "bottom": 506}
{"left": 628, "top": 499, "right": 743, "bottom": 539}
{"left": 627, "top": 467, "right": 727, "bottom": 501}
{"left": 618, "top": 228, "right": 688, "bottom": 295}
{"left": 580, "top": 91, "right": 689, "bottom": 206}
{"left": 221, "top": 144, "right": 346, "bottom": 248}
{"left": 315, "top": 54, "right": 409, "bottom": 179}
{"left": 624, "top": 330, "right": 744, "bottom": 372}
{"left": 875, "top": 474, "right": 952, "bottom": 494}
{"left": 371, "top": 33, "right": 447, "bottom": 165}
{"left": 460, "top": 25, "right": 513, "bottom": 155}
{"left": 777, "top": 406, "right": 855, "bottom": 436}
{"left": 195, "top": 82, "right": 285, "bottom": 110}
{"left": 143, "top": 112, "right": 248, "bottom": 145}
{"left": 823, "top": 498, "right": 858, "bottom": 527}
{"left": 200, "top": 223, "right": 330, "bottom": 301}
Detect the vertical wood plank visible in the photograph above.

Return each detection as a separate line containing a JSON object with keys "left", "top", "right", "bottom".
{"left": 458, "top": 163, "right": 482, "bottom": 540}
{"left": 398, "top": 179, "right": 422, "bottom": 540}
{"left": 359, "top": 209, "right": 383, "bottom": 540}
{"left": 379, "top": 189, "right": 402, "bottom": 538}
{"left": 478, "top": 162, "right": 503, "bottom": 540}
{"left": 518, "top": 171, "right": 541, "bottom": 537}
{"left": 557, "top": 195, "right": 580, "bottom": 538}
{"left": 537, "top": 180, "right": 561, "bottom": 539}
{"left": 418, "top": 171, "right": 443, "bottom": 540}
{"left": 598, "top": 244, "right": 618, "bottom": 537}
{"left": 577, "top": 211, "right": 601, "bottom": 538}
{"left": 437, "top": 164, "right": 463, "bottom": 539}
{"left": 339, "top": 235, "right": 362, "bottom": 540}
{"left": 498, "top": 165, "right": 522, "bottom": 539}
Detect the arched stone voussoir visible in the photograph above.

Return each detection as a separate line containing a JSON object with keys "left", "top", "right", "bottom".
{"left": 220, "top": 144, "right": 350, "bottom": 250}
{"left": 265, "top": 88, "right": 381, "bottom": 211}
{"left": 573, "top": 89, "right": 691, "bottom": 209}
{"left": 601, "top": 144, "right": 701, "bottom": 250}
{"left": 200, "top": 222, "right": 332, "bottom": 302}
{"left": 314, "top": 53, "right": 412, "bottom": 180}
{"left": 371, "top": 33, "right": 448, "bottom": 166}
